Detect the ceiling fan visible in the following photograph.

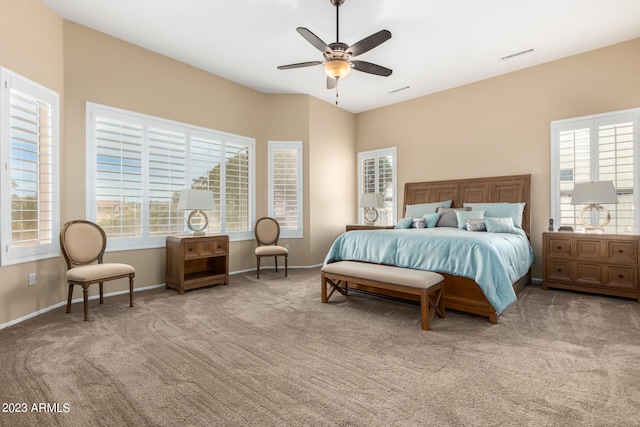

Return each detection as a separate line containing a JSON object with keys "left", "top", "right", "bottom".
{"left": 277, "top": 0, "right": 392, "bottom": 95}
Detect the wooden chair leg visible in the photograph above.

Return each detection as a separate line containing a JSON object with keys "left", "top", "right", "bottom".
{"left": 256, "top": 256, "right": 261, "bottom": 279}
{"left": 285, "top": 256, "right": 288, "bottom": 277}
{"left": 99, "top": 282, "right": 104, "bottom": 304}
{"left": 82, "top": 285, "right": 90, "bottom": 321}
{"left": 275, "top": 256, "right": 278, "bottom": 272}
{"left": 66, "top": 284, "right": 74, "bottom": 313}
{"left": 129, "top": 274, "right": 134, "bottom": 307}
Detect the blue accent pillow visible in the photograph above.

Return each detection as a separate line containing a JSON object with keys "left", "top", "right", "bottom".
{"left": 456, "top": 210, "right": 485, "bottom": 229}
{"left": 405, "top": 200, "right": 452, "bottom": 218}
{"left": 463, "top": 202, "right": 525, "bottom": 229}
{"left": 394, "top": 217, "right": 413, "bottom": 229}
{"left": 423, "top": 212, "right": 441, "bottom": 228}
{"left": 484, "top": 217, "right": 518, "bottom": 234}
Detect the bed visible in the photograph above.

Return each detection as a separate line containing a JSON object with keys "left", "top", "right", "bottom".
{"left": 324, "top": 174, "right": 533, "bottom": 323}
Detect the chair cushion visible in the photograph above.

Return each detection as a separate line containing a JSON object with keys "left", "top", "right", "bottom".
{"left": 255, "top": 245, "right": 288, "bottom": 256}
{"left": 67, "top": 263, "right": 135, "bottom": 282}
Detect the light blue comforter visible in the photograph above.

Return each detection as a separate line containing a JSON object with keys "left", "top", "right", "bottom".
{"left": 324, "top": 228, "right": 535, "bottom": 313}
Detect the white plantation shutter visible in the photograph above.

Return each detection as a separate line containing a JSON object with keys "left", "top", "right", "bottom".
{"left": 1, "top": 68, "right": 60, "bottom": 265}
{"left": 225, "top": 141, "right": 252, "bottom": 233}
{"left": 87, "top": 103, "right": 255, "bottom": 248}
{"left": 190, "top": 133, "right": 222, "bottom": 233}
{"left": 552, "top": 109, "right": 639, "bottom": 234}
{"left": 148, "top": 125, "right": 187, "bottom": 237}
{"left": 93, "top": 115, "right": 143, "bottom": 240}
{"left": 268, "top": 141, "right": 303, "bottom": 238}
{"left": 357, "top": 147, "right": 397, "bottom": 226}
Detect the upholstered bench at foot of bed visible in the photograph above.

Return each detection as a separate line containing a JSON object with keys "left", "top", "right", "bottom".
{"left": 321, "top": 261, "right": 445, "bottom": 331}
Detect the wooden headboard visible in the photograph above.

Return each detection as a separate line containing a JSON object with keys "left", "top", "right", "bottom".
{"left": 403, "top": 174, "right": 532, "bottom": 236}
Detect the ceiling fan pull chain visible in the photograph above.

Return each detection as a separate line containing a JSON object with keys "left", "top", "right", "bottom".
{"left": 335, "top": 80, "right": 339, "bottom": 105}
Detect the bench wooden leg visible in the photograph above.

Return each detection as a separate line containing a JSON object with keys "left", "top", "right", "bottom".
{"left": 420, "top": 290, "right": 429, "bottom": 331}
{"left": 322, "top": 273, "right": 349, "bottom": 303}
{"left": 419, "top": 283, "right": 445, "bottom": 331}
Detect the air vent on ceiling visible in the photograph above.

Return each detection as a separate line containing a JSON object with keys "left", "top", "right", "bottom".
{"left": 500, "top": 48, "right": 534, "bottom": 61}
{"left": 389, "top": 86, "right": 410, "bottom": 94}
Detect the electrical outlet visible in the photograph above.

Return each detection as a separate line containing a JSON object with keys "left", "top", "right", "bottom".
{"left": 285, "top": 244, "right": 290, "bottom": 251}
{"left": 28, "top": 273, "right": 36, "bottom": 286}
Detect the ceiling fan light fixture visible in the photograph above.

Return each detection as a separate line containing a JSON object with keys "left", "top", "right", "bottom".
{"left": 324, "top": 59, "right": 351, "bottom": 79}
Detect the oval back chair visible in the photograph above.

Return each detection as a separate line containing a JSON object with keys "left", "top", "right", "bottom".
{"left": 254, "top": 217, "right": 288, "bottom": 279}
{"left": 60, "top": 220, "right": 135, "bottom": 321}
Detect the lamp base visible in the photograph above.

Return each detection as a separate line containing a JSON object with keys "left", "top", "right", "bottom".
{"left": 364, "top": 207, "right": 379, "bottom": 225}
{"left": 187, "top": 209, "right": 209, "bottom": 235}
{"left": 578, "top": 204, "right": 610, "bottom": 232}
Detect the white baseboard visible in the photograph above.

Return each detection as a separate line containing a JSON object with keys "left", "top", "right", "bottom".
{"left": 0, "top": 283, "right": 164, "bottom": 330}
{"left": 1, "top": 266, "right": 326, "bottom": 330}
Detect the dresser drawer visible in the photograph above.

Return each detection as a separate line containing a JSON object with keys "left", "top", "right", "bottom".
{"left": 546, "top": 237, "right": 572, "bottom": 258}
{"left": 575, "top": 238, "right": 603, "bottom": 261}
{"left": 605, "top": 266, "right": 638, "bottom": 290}
{"left": 606, "top": 240, "right": 638, "bottom": 264}
{"left": 546, "top": 259, "right": 572, "bottom": 283}
{"left": 574, "top": 263, "right": 603, "bottom": 287}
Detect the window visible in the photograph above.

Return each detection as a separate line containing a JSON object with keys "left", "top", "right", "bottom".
{"left": 357, "top": 147, "right": 397, "bottom": 225}
{"left": 87, "top": 103, "right": 255, "bottom": 250}
{"left": 551, "top": 108, "right": 639, "bottom": 234}
{"left": 268, "top": 141, "right": 303, "bottom": 238}
{"left": 0, "top": 68, "right": 60, "bottom": 266}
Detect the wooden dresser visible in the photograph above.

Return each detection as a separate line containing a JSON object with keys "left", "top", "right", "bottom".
{"left": 542, "top": 231, "right": 640, "bottom": 302}
{"left": 165, "top": 234, "right": 229, "bottom": 295}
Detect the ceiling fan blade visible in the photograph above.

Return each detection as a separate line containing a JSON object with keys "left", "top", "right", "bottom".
{"left": 277, "top": 61, "right": 323, "bottom": 70}
{"left": 327, "top": 77, "right": 337, "bottom": 90}
{"left": 296, "top": 27, "right": 333, "bottom": 55}
{"left": 346, "top": 30, "right": 391, "bottom": 57}
{"left": 351, "top": 60, "right": 393, "bottom": 77}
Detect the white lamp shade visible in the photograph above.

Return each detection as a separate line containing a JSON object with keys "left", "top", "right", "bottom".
{"left": 177, "top": 189, "right": 215, "bottom": 210}
{"left": 571, "top": 181, "right": 618, "bottom": 205}
{"left": 359, "top": 193, "right": 384, "bottom": 208}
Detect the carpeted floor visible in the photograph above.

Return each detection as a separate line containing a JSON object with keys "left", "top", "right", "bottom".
{"left": 1, "top": 267, "right": 639, "bottom": 426}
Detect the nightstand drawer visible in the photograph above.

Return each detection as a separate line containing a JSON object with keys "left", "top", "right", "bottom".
{"left": 184, "top": 242, "right": 201, "bottom": 258}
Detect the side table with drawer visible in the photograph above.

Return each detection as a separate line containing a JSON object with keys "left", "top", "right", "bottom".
{"left": 166, "top": 234, "right": 229, "bottom": 295}
{"left": 542, "top": 231, "right": 640, "bottom": 302}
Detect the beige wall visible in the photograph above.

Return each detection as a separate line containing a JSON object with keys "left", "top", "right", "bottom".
{"left": 355, "top": 38, "right": 640, "bottom": 279}
{"left": 308, "top": 97, "right": 356, "bottom": 262}
{"left": 0, "top": 0, "right": 66, "bottom": 325}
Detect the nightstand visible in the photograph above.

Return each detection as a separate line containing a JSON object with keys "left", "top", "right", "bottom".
{"left": 345, "top": 224, "right": 395, "bottom": 232}
{"left": 542, "top": 231, "right": 640, "bottom": 302}
{"left": 165, "top": 234, "right": 229, "bottom": 295}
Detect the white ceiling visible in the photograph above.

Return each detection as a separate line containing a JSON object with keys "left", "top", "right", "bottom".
{"left": 42, "top": 0, "right": 640, "bottom": 114}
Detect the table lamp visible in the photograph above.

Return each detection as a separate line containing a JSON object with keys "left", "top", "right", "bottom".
{"left": 177, "top": 189, "right": 215, "bottom": 235}
{"left": 359, "top": 193, "right": 384, "bottom": 225}
{"left": 570, "top": 181, "right": 618, "bottom": 232}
